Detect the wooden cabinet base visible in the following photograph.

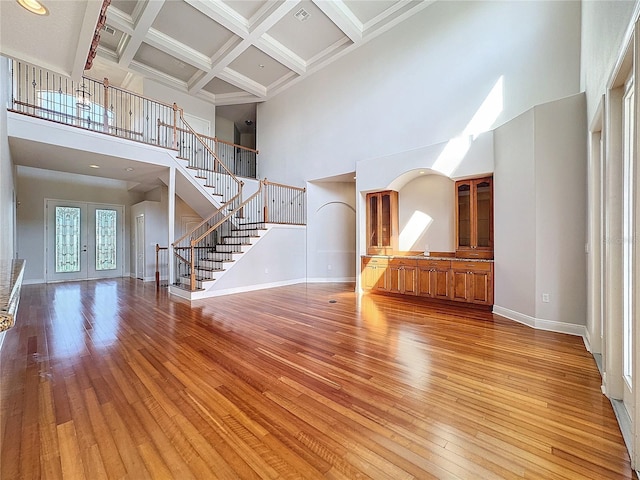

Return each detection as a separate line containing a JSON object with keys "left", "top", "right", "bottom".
{"left": 362, "top": 256, "right": 494, "bottom": 307}
{"left": 364, "top": 289, "right": 494, "bottom": 311}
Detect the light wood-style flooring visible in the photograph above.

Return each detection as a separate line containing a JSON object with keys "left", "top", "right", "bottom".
{"left": 1, "top": 279, "right": 635, "bottom": 479}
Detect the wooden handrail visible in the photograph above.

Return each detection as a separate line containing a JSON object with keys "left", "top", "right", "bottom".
{"left": 263, "top": 179, "right": 306, "bottom": 192}
{"left": 158, "top": 120, "right": 259, "bottom": 154}
{"left": 10, "top": 102, "right": 144, "bottom": 138}
{"left": 215, "top": 137, "right": 259, "bottom": 154}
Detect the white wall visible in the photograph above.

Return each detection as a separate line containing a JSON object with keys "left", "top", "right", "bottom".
{"left": 215, "top": 115, "right": 235, "bottom": 143}
{"left": 143, "top": 78, "right": 216, "bottom": 132}
{"left": 16, "top": 166, "right": 145, "bottom": 282}
{"left": 581, "top": 0, "right": 639, "bottom": 123}
{"left": 258, "top": 0, "right": 581, "bottom": 186}
{"left": 494, "top": 93, "right": 587, "bottom": 330}
{"left": 0, "top": 56, "right": 15, "bottom": 263}
{"left": 494, "top": 109, "right": 536, "bottom": 318}
{"left": 200, "top": 225, "right": 306, "bottom": 297}
{"left": 306, "top": 181, "right": 356, "bottom": 282}
{"left": 534, "top": 94, "right": 587, "bottom": 325}
{"left": 398, "top": 175, "right": 455, "bottom": 253}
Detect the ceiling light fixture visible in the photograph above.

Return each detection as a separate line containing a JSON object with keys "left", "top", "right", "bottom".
{"left": 125, "top": 167, "right": 134, "bottom": 172}
{"left": 75, "top": 83, "right": 92, "bottom": 110}
{"left": 17, "top": 0, "right": 48, "bottom": 15}
{"left": 89, "top": 164, "right": 100, "bottom": 169}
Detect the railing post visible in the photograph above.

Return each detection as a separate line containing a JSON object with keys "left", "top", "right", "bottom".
{"left": 103, "top": 77, "right": 109, "bottom": 133}
{"left": 172, "top": 103, "right": 178, "bottom": 149}
{"left": 189, "top": 243, "right": 196, "bottom": 291}
{"left": 263, "top": 179, "right": 269, "bottom": 223}
{"left": 155, "top": 244, "right": 160, "bottom": 290}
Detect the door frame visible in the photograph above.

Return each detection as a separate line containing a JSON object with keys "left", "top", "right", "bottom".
{"left": 45, "top": 199, "right": 125, "bottom": 282}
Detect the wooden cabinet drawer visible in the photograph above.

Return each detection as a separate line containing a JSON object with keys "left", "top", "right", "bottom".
{"left": 389, "top": 258, "right": 418, "bottom": 267}
{"left": 418, "top": 259, "right": 451, "bottom": 270}
{"left": 451, "top": 261, "right": 493, "bottom": 272}
{"left": 362, "top": 256, "right": 388, "bottom": 267}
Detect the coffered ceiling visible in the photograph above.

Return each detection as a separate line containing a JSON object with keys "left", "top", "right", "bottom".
{"left": 97, "top": 0, "right": 433, "bottom": 105}
{"left": 1, "top": 0, "right": 432, "bottom": 111}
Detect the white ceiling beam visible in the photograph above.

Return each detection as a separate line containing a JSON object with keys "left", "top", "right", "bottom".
{"left": 256, "top": 35, "right": 306, "bottom": 76}
{"left": 218, "top": 68, "right": 267, "bottom": 98}
{"left": 104, "top": 7, "right": 135, "bottom": 36}
{"left": 312, "top": 0, "right": 362, "bottom": 44}
{"left": 118, "top": 0, "right": 165, "bottom": 68}
{"left": 145, "top": 29, "right": 212, "bottom": 72}
{"left": 128, "top": 60, "right": 190, "bottom": 93}
{"left": 184, "top": 0, "right": 249, "bottom": 38}
{"left": 188, "top": 0, "right": 301, "bottom": 95}
{"left": 71, "top": 0, "right": 104, "bottom": 79}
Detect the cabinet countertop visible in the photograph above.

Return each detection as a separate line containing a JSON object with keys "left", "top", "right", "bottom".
{"left": 363, "top": 255, "right": 494, "bottom": 263}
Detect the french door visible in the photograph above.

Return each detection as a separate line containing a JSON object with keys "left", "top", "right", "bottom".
{"left": 46, "top": 200, "right": 124, "bottom": 282}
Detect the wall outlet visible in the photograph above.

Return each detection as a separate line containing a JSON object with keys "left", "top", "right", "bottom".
{"left": 327, "top": 264, "right": 332, "bottom": 271}
{"left": 264, "top": 268, "right": 269, "bottom": 274}
{"left": 542, "top": 293, "right": 550, "bottom": 303}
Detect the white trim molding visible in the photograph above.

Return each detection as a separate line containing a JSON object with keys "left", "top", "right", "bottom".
{"left": 493, "top": 305, "right": 587, "bottom": 339}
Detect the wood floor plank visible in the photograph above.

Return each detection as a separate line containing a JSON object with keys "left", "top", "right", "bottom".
{"left": 1, "top": 279, "right": 636, "bottom": 479}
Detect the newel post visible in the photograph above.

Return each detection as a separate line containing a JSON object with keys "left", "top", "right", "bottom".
{"left": 102, "top": 77, "right": 109, "bottom": 133}
{"left": 172, "top": 103, "right": 179, "bottom": 149}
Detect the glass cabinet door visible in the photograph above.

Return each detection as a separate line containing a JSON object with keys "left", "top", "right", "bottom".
{"left": 366, "top": 191, "right": 398, "bottom": 254}
{"left": 475, "top": 180, "right": 492, "bottom": 248}
{"left": 457, "top": 183, "right": 471, "bottom": 248}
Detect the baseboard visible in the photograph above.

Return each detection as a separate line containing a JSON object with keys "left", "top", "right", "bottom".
{"left": 307, "top": 277, "right": 356, "bottom": 283}
{"left": 492, "top": 305, "right": 587, "bottom": 338}
{"left": 173, "top": 278, "right": 308, "bottom": 301}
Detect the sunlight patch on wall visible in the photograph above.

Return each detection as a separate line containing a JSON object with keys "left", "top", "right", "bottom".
{"left": 432, "top": 76, "right": 504, "bottom": 177}
{"left": 399, "top": 210, "right": 433, "bottom": 251}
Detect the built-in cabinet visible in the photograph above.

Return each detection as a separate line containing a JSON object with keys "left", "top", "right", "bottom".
{"left": 366, "top": 191, "right": 398, "bottom": 255}
{"left": 455, "top": 177, "right": 493, "bottom": 259}
{"left": 362, "top": 256, "right": 494, "bottom": 306}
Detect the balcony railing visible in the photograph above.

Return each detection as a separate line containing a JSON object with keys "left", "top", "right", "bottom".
{"left": 8, "top": 60, "right": 179, "bottom": 149}
{"left": 158, "top": 120, "right": 258, "bottom": 179}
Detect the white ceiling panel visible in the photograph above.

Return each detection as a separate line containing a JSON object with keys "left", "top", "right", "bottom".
{"left": 152, "top": 1, "right": 237, "bottom": 57}
{"left": 268, "top": 0, "right": 347, "bottom": 62}
{"left": 110, "top": 0, "right": 138, "bottom": 17}
{"left": 343, "top": 0, "right": 397, "bottom": 25}
{"left": 134, "top": 43, "right": 199, "bottom": 82}
{"left": 228, "top": 46, "right": 292, "bottom": 86}
{"left": 99, "top": 26, "right": 125, "bottom": 53}
{"left": 203, "top": 77, "right": 245, "bottom": 95}
{"left": 221, "top": 0, "right": 267, "bottom": 22}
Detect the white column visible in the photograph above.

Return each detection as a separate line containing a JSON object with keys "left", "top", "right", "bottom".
{"left": 168, "top": 166, "right": 175, "bottom": 285}
{"left": 603, "top": 86, "right": 624, "bottom": 399}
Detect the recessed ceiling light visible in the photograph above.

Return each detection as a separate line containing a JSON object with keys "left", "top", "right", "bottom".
{"left": 125, "top": 167, "right": 134, "bottom": 172}
{"left": 258, "top": 64, "right": 265, "bottom": 69}
{"left": 89, "top": 164, "right": 100, "bottom": 169}
{"left": 419, "top": 171, "right": 425, "bottom": 174}
{"left": 17, "top": 0, "right": 48, "bottom": 15}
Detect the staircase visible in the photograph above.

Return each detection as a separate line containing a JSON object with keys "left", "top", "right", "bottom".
{"left": 176, "top": 222, "right": 266, "bottom": 291}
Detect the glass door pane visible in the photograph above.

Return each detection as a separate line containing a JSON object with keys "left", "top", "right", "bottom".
{"left": 369, "top": 195, "right": 378, "bottom": 247}
{"left": 47, "top": 200, "right": 88, "bottom": 282}
{"left": 476, "top": 180, "right": 492, "bottom": 247}
{"left": 457, "top": 184, "right": 471, "bottom": 247}
{"left": 381, "top": 193, "right": 391, "bottom": 246}
{"left": 95, "top": 209, "right": 117, "bottom": 271}
{"left": 55, "top": 206, "right": 82, "bottom": 273}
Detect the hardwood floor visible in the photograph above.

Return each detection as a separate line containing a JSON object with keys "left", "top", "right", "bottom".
{"left": 1, "top": 279, "right": 635, "bottom": 479}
